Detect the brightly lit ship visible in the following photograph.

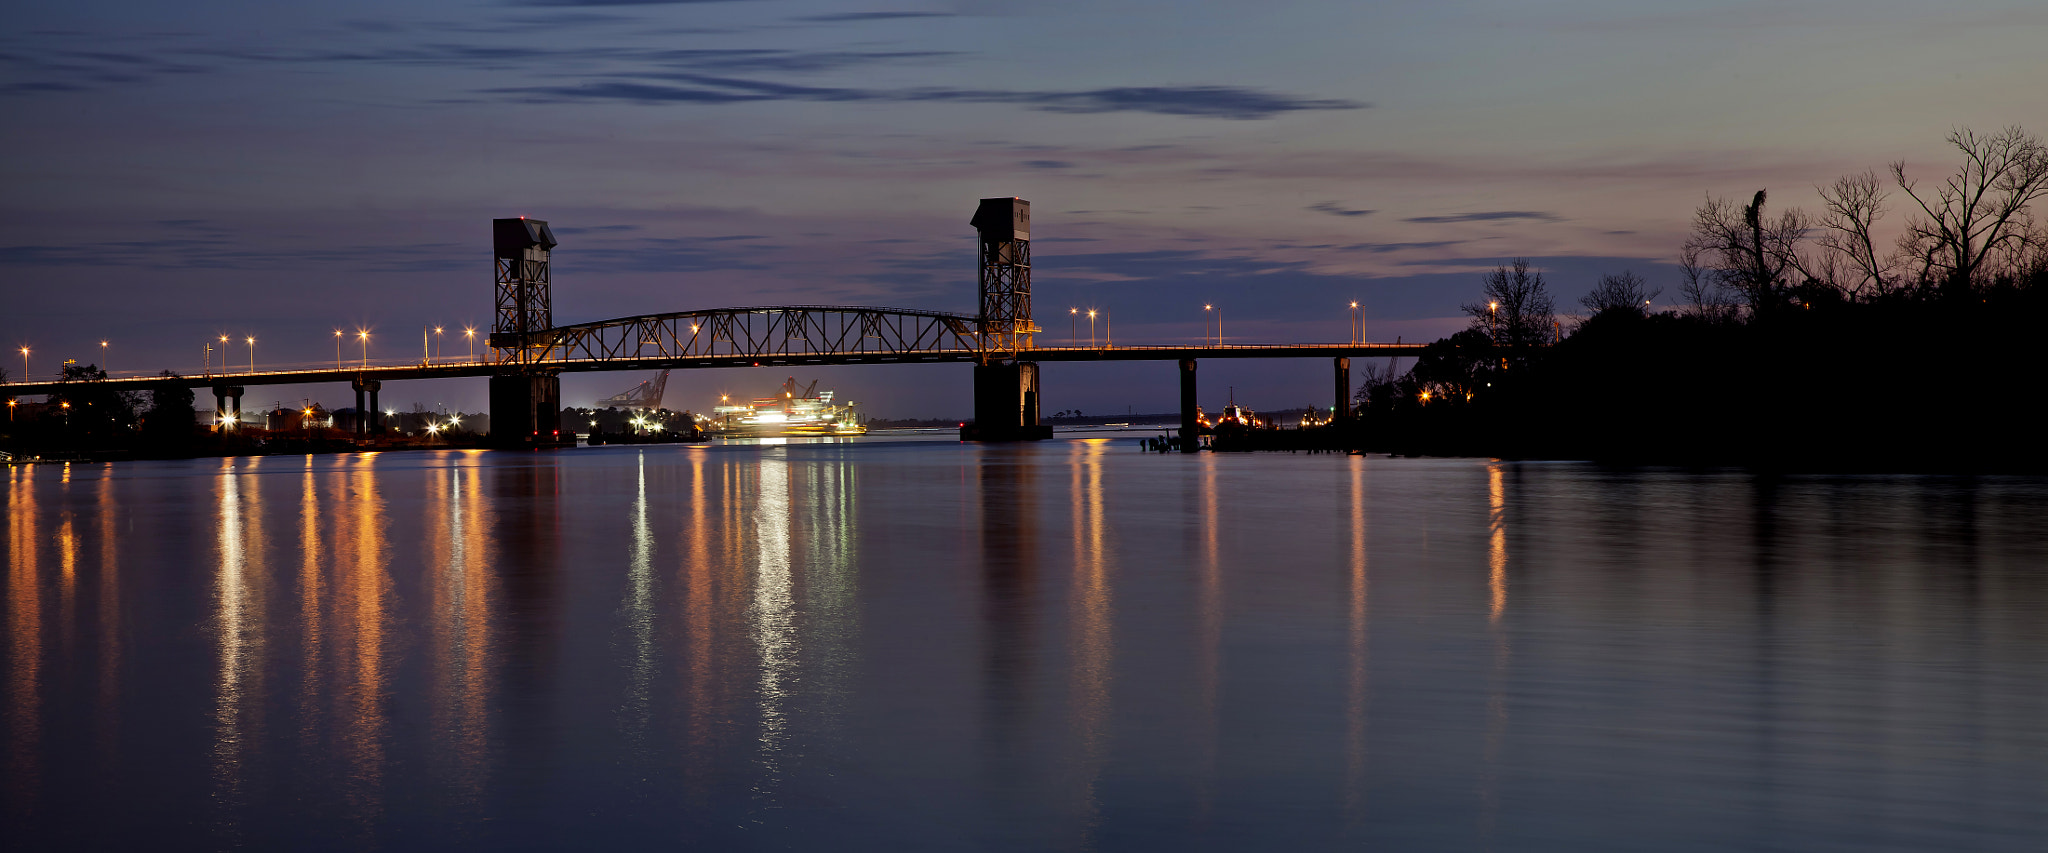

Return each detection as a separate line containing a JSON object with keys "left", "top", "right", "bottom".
{"left": 709, "top": 377, "right": 867, "bottom": 437}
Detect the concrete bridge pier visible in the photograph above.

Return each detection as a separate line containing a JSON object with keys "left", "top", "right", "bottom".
{"left": 352, "top": 378, "right": 381, "bottom": 436}
{"left": 213, "top": 385, "right": 244, "bottom": 431}
{"left": 1179, "top": 358, "right": 1199, "bottom": 452}
{"left": 963, "top": 361, "right": 1051, "bottom": 441}
{"left": 490, "top": 372, "right": 564, "bottom": 448}
{"left": 1334, "top": 356, "right": 1351, "bottom": 422}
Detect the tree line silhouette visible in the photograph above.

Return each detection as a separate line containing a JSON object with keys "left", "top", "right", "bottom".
{"left": 1357, "top": 125, "right": 2048, "bottom": 471}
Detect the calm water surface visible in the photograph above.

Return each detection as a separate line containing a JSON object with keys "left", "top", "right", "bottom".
{"left": 4, "top": 439, "right": 2046, "bottom": 851}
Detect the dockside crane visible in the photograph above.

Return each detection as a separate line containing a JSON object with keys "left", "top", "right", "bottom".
{"left": 597, "top": 370, "right": 669, "bottom": 411}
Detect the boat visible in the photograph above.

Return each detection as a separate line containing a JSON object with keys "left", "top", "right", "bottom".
{"left": 709, "top": 377, "right": 868, "bottom": 437}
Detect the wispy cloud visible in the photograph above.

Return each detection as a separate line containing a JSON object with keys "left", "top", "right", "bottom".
{"left": 1337, "top": 240, "right": 1465, "bottom": 253}
{"left": 496, "top": 77, "right": 1366, "bottom": 119}
{"left": 0, "top": 40, "right": 959, "bottom": 92}
{"left": 1402, "top": 210, "right": 1563, "bottom": 223}
{"left": 795, "top": 12, "right": 955, "bottom": 23}
{"left": 1, "top": 30, "right": 1361, "bottom": 120}
{"left": 1308, "top": 201, "right": 1375, "bottom": 217}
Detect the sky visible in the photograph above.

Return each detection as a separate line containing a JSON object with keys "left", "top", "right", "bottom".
{"left": 4, "top": 0, "right": 2044, "bottom": 418}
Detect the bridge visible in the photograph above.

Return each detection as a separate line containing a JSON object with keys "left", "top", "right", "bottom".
{"left": 2, "top": 200, "right": 1424, "bottom": 451}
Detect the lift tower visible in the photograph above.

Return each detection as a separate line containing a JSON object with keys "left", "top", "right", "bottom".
{"left": 487, "top": 217, "right": 566, "bottom": 447}
{"left": 964, "top": 198, "right": 1051, "bottom": 441}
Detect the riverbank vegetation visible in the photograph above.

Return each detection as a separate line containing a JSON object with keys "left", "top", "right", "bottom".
{"left": 1358, "top": 126, "right": 2048, "bottom": 470}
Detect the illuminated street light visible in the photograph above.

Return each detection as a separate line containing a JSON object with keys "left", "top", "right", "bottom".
{"left": 246, "top": 336, "right": 256, "bottom": 375}
{"left": 334, "top": 330, "right": 343, "bottom": 371}
{"left": 1070, "top": 307, "right": 1079, "bottom": 345}
{"left": 101, "top": 340, "right": 110, "bottom": 375}
{"left": 19, "top": 345, "right": 29, "bottom": 380}
{"left": 357, "top": 330, "right": 370, "bottom": 368}
{"left": 1204, "top": 304, "right": 1214, "bottom": 346}
{"left": 1087, "top": 309, "right": 1098, "bottom": 349}
{"left": 463, "top": 326, "right": 476, "bottom": 362}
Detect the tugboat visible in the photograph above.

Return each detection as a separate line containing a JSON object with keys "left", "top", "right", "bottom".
{"left": 709, "top": 377, "right": 868, "bottom": 437}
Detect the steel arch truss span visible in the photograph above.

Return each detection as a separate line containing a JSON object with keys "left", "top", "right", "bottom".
{"left": 500, "top": 306, "right": 984, "bottom": 368}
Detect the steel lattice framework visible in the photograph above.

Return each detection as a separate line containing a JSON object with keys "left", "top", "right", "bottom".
{"left": 978, "top": 238, "right": 1032, "bottom": 357}
{"left": 492, "top": 306, "right": 983, "bottom": 367}
{"left": 492, "top": 218, "right": 558, "bottom": 366}
{"left": 972, "top": 197, "right": 1034, "bottom": 359}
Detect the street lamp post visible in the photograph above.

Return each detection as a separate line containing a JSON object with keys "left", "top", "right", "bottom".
{"left": 463, "top": 326, "right": 476, "bottom": 362}
{"left": 1349, "top": 302, "right": 1360, "bottom": 345}
{"left": 358, "top": 330, "right": 370, "bottom": 369}
{"left": 1087, "top": 309, "right": 1097, "bottom": 349}
{"left": 100, "top": 340, "right": 109, "bottom": 376}
{"left": 334, "top": 330, "right": 343, "bottom": 371}
{"left": 18, "top": 346, "right": 27, "bottom": 381}
{"left": 246, "top": 336, "right": 255, "bottom": 375}
{"left": 1070, "top": 308, "right": 1078, "bottom": 345}
{"left": 1204, "top": 304, "right": 1213, "bottom": 346}
{"left": 434, "top": 327, "right": 444, "bottom": 365}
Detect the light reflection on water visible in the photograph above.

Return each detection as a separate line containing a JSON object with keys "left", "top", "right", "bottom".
{"left": 3, "top": 445, "right": 2048, "bottom": 851}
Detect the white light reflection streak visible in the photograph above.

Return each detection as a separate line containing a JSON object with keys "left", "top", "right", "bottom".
{"left": 751, "top": 451, "right": 796, "bottom": 790}
{"left": 623, "top": 453, "right": 656, "bottom": 745}
{"left": 212, "top": 458, "right": 265, "bottom": 830}
{"left": 431, "top": 459, "right": 491, "bottom": 803}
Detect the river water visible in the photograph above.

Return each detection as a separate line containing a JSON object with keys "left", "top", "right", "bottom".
{"left": 4, "top": 439, "right": 2045, "bottom": 851}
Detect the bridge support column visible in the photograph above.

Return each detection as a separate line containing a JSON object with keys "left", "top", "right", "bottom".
{"left": 490, "top": 372, "right": 565, "bottom": 448}
{"left": 963, "top": 361, "right": 1051, "bottom": 442}
{"left": 351, "top": 379, "right": 381, "bottom": 437}
{"left": 1180, "top": 358, "right": 1199, "bottom": 453}
{"left": 213, "top": 385, "right": 243, "bottom": 432}
{"left": 1334, "top": 356, "right": 1350, "bottom": 422}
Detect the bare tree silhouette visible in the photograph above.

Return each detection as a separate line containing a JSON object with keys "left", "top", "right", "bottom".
{"left": 1892, "top": 126, "right": 2048, "bottom": 295}
{"left": 1580, "top": 269, "right": 1661, "bottom": 317}
{"left": 1816, "top": 170, "right": 1897, "bottom": 298}
{"left": 1681, "top": 189, "right": 1812, "bottom": 314}
{"left": 1462, "top": 258, "right": 1555, "bottom": 360}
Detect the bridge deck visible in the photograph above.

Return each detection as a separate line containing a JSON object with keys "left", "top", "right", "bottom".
{"left": 1, "top": 343, "right": 1425, "bottom": 395}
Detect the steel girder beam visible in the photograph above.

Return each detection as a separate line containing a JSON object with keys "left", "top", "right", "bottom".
{"left": 495, "top": 306, "right": 982, "bottom": 367}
